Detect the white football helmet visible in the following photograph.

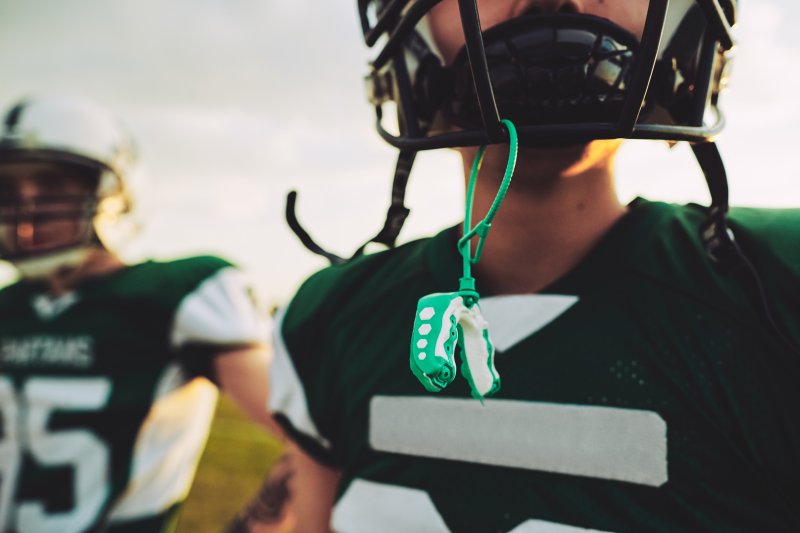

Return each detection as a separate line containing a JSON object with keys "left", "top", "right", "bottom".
{"left": 0, "top": 96, "right": 141, "bottom": 278}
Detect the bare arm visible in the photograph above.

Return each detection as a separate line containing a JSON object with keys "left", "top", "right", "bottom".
{"left": 285, "top": 442, "right": 342, "bottom": 533}
{"left": 223, "top": 434, "right": 341, "bottom": 533}
{"left": 239, "top": 442, "right": 341, "bottom": 533}
{"left": 213, "top": 345, "right": 285, "bottom": 436}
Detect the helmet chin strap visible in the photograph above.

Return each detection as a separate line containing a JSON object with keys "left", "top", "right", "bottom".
{"left": 692, "top": 141, "right": 737, "bottom": 268}
{"left": 12, "top": 246, "right": 94, "bottom": 280}
{"left": 285, "top": 149, "right": 417, "bottom": 264}
{"left": 693, "top": 141, "right": 800, "bottom": 356}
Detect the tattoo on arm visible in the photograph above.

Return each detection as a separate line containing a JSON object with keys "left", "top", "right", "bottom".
{"left": 226, "top": 454, "right": 294, "bottom": 532}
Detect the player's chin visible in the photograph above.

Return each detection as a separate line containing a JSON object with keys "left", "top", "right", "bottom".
{"left": 516, "top": 139, "right": 622, "bottom": 181}
{"left": 514, "top": 140, "right": 590, "bottom": 164}
{"left": 523, "top": 138, "right": 621, "bottom": 157}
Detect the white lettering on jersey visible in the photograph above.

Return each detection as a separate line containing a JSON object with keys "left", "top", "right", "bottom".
{"left": 332, "top": 479, "right": 614, "bottom": 533}
{"left": 0, "top": 336, "right": 94, "bottom": 368}
{"left": 370, "top": 396, "right": 667, "bottom": 487}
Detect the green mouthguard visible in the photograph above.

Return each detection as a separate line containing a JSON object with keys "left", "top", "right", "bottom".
{"left": 410, "top": 119, "right": 518, "bottom": 400}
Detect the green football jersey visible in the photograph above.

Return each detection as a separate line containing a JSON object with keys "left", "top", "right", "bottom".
{"left": 270, "top": 199, "right": 800, "bottom": 532}
{"left": 0, "top": 256, "right": 266, "bottom": 533}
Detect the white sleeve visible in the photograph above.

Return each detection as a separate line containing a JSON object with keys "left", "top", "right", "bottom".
{"left": 268, "top": 307, "right": 331, "bottom": 450}
{"left": 169, "top": 267, "right": 269, "bottom": 349}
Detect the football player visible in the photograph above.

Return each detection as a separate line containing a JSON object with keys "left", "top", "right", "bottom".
{"left": 269, "top": 0, "right": 800, "bottom": 532}
{"left": 0, "top": 96, "right": 280, "bottom": 532}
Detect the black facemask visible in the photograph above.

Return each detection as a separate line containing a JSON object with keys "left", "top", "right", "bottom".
{"left": 411, "top": 10, "right": 714, "bottom": 148}
{"left": 442, "top": 14, "right": 640, "bottom": 130}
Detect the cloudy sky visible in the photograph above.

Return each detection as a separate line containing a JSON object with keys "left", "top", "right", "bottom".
{"left": 1, "top": 1, "right": 798, "bottom": 305}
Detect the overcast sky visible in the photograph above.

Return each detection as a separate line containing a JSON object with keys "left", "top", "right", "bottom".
{"left": 1, "top": 1, "right": 798, "bottom": 304}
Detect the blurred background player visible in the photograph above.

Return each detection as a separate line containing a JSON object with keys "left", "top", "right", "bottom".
{"left": 268, "top": 0, "right": 800, "bottom": 532}
{"left": 0, "top": 96, "right": 280, "bottom": 532}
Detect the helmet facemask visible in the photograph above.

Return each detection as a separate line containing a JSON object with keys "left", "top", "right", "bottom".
{"left": 439, "top": 14, "right": 641, "bottom": 137}
{"left": 0, "top": 195, "right": 98, "bottom": 257}
{"left": 364, "top": 0, "right": 736, "bottom": 148}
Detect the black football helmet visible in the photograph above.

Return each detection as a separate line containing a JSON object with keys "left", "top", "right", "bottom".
{"left": 288, "top": 0, "right": 738, "bottom": 265}
{"left": 361, "top": 0, "right": 736, "bottom": 148}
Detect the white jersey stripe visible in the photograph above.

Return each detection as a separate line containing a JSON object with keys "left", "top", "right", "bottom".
{"left": 370, "top": 396, "right": 668, "bottom": 487}
{"left": 508, "top": 520, "right": 613, "bottom": 533}
{"left": 479, "top": 294, "right": 579, "bottom": 353}
{"left": 170, "top": 267, "right": 268, "bottom": 348}
{"left": 332, "top": 479, "right": 449, "bottom": 533}
{"left": 332, "top": 479, "right": 614, "bottom": 533}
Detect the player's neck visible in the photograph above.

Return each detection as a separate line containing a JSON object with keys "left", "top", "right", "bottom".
{"left": 44, "top": 248, "right": 126, "bottom": 296}
{"left": 464, "top": 149, "right": 627, "bottom": 295}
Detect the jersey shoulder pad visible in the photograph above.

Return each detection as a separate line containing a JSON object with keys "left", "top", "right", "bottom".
{"left": 123, "top": 255, "right": 233, "bottom": 294}
{"left": 626, "top": 200, "right": 800, "bottom": 287}
{"left": 283, "top": 237, "right": 432, "bottom": 335}
{"left": 151, "top": 254, "right": 235, "bottom": 286}
{"left": 728, "top": 206, "right": 800, "bottom": 271}
{"left": 274, "top": 237, "right": 435, "bottom": 462}
{"left": 106, "top": 255, "right": 237, "bottom": 314}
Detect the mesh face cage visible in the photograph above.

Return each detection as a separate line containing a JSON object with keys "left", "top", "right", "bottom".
{"left": 0, "top": 195, "right": 99, "bottom": 259}
{"left": 360, "top": 0, "right": 737, "bottom": 150}
{"left": 444, "top": 14, "right": 641, "bottom": 132}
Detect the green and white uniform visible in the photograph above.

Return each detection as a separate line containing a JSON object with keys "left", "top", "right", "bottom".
{"left": 270, "top": 199, "right": 800, "bottom": 532}
{"left": 0, "top": 256, "right": 266, "bottom": 533}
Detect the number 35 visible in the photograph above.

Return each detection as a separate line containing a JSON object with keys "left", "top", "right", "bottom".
{"left": 0, "top": 376, "right": 111, "bottom": 532}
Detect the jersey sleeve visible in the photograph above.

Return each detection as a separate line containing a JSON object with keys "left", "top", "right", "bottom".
{"left": 269, "top": 307, "right": 335, "bottom": 464}
{"left": 268, "top": 267, "right": 350, "bottom": 467}
{"left": 729, "top": 207, "right": 800, "bottom": 344}
{"left": 169, "top": 266, "right": 269, "bottom": 350}
{"left": 267, "top": 241, "right": 435, "bottom": 467}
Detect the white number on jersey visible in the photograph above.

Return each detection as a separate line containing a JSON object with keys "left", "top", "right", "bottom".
{"left": 0, "top": 376, "right": 112, "bottom": 532}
